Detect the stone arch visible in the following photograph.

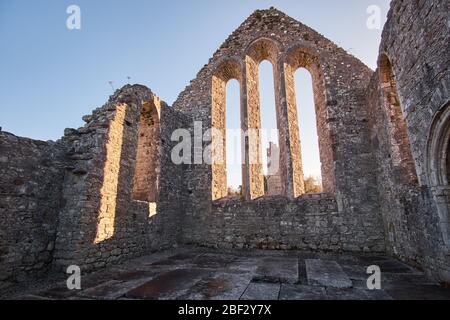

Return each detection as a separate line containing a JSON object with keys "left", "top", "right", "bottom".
{"left": 378, "top": 53, "right": 418, "bottom": 185}
{"left": 245, "top": 37, "right": 280, "bottom": 65}
{"left": 283, "top": 46, "right": 334, "bottom": 197}
{"left": 132, "top": 96, "right": 161, "bottom": 203}
{"left": 244, "top": 38, "right": 282, "bottom": 198}
{"left": 211, "top": 58, "right": 245, "bottom": 200}
{"left": 426, "top": 100, "right": 450, "bottom": 247}
{"left": 427, "top": 102, "right": 450, "bottom": 187}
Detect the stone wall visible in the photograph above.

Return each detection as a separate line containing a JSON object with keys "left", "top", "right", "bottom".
{"left": 1, "top": 1, "right": 449, "bottom": 290}
{"left": 0, "top": 84, "right": 189, "bottom": 289}
{"left": 158, "top": 97, "right": 191, "bottom": 248}
{"left": 266, "top": 142, "right": 282, "bottom": 196}
{"left": 0, "top": 132, "right": 66, "bottom": 289}
{"left": 53, "top": 85, "right": 186, "bottom": 273}
{"left": 201, "top": 194, "right": 378, "bottom": 252}
{"left": 132, "top": 99, "right": 161, "bottom": 202}
{"left": 367, "top": 0, "right": 450, "bottom": 281}
{"left": 174, "top": 8, "right": 385, "bottom": 253}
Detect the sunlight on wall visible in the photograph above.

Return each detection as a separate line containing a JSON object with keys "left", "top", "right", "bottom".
{"left": 94, "top": 104, "right": 126, "bottom": 244}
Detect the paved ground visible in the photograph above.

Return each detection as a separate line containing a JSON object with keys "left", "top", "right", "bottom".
{"left": 11, "top": 247, "right": 450, "bottom": 300}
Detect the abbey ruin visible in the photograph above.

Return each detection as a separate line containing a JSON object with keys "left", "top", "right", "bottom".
{"left": 1, "top": 0, "right": 449, "bottom": 297}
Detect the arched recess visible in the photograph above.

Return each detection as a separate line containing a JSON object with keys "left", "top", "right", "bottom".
{"left": 132, "top": 97, "right": 161, "bottom": 203}
{"left": 378, "top": 53, "right": 418, "bottom": 185}
{"left": 426, "top": 101, "right": 450, "bottom": 248}
{"left": 245, "top": 38, "right": 282, "bottom": 198}
{"left": 284, "top": 47, "right": 334, "bottom": 197}
{"left": 211, "top": 59, "right": 245, "bottom": 200}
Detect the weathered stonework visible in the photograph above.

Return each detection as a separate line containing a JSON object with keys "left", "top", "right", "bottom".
{"left": 176, "top": 7, "right": 384, "bottom": 257}
{"left": 49, "top": 85, "right": 189, "bottom": 276}
{"left": 0, "top": 134, "right": 66, "bottom": 289}
{"left": 266, "top": 142, "right": 282, "bottom": 196}
{"left": 133, "top": 97, "right": 161, "bottom": 203}
{"left": 366, "top": 0, "right": 450, "bottom": 282}
{"left": 1, "top": 0, "right": 449, "bottom": 292}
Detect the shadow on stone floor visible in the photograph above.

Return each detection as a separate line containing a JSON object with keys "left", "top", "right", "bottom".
{"left": 8, "top": 247, "right": 450, "bottom": 300}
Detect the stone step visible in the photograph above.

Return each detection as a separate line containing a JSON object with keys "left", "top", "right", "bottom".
{"left": 306, "top": 259, "right": 352, "bottom": 288}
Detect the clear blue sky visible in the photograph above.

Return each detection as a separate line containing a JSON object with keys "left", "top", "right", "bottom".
{"left": 0, "top": 0, "right": 390, "bottom": 189}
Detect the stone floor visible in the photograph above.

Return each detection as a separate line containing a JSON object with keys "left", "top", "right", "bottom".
{"left": 11, "top": 247, "right": 450, "bottom": 300}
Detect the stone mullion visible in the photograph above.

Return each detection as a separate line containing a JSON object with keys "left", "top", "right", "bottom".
{"left": 279, "top": 61, "right": 305, "bottom": 198}
{"left": 243, "top": 57, "right": 264, "bottom": 200}
{"left": 211, "top": 76, "right": 228, "bottom": 200}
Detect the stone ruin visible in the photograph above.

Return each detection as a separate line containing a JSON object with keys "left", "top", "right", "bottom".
{"left": 266, "top": 142, "right": 283, "bottom": 196}
{"left": 1, "top": 0, "right": 449, "bottom": 292}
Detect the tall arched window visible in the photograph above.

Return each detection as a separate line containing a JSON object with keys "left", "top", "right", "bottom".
{"left": 284, "top": 47, "right": 333, "bottom": 197}
{"left": 259, "top": 60, "right": 281, "bottom": 196}
{"left": 379, "top": 54, "right": 417, "bottom": 185}
{"left": 295, "top": 68, "right": 322, "bottom": 193}
{"left": 226, "top": 79, "right": 243, "bottom": 197}
{"left": 211, "top": 59, "right": 244, "bottom": 200}
{"left": 245, "top": 38, "right": 282, "bottom": 199}
{"left": 132, "top": 98, "right": 161, "bottom": 202}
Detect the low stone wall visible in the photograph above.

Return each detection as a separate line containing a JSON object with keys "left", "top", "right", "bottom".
{"left": 0, "top": 132, "right": 66, "bottom": 289}
{"left": 185, "top": 194, "right": 384, "bottom": 253}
